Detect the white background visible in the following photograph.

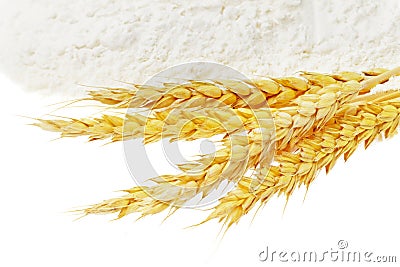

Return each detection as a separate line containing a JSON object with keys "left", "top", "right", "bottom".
{"left": 0, "top": 72, "right": 399, "bottom": 266}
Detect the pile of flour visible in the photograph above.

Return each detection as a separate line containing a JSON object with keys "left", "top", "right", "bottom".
{"left": 0, "top": 0, "right": 399, "bottom": 96}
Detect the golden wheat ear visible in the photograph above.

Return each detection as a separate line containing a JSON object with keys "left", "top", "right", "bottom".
{"left": 82, "top": 68, "right": 395, "bottom": 109}
{"left": 32, "top": 67, "right": 400, "bottom": 230}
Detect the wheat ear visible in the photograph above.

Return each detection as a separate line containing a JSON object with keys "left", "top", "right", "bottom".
{"left": 82, "top": 69, "right": 383, "bottom": 110}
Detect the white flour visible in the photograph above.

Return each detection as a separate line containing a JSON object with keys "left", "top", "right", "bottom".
{"left": 0, "top": 0, "right": 399, "bottom": 96}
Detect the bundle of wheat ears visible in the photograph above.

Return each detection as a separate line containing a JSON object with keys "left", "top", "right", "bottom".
{"left": 34, "top": 66, "right": 400, "bottom": 230}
